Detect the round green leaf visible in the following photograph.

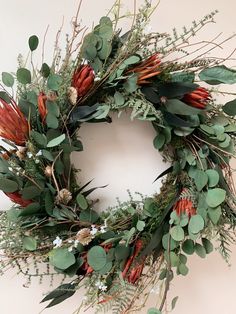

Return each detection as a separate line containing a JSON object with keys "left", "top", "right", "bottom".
{"left": 17, "top": 68, "right": 31, "bottom": 84}
{"left": 162, "top": 233, "right": 178, "bottom": 251}
{"left": 87, "top": 246, "right": 107, "bottom": 271}
{"left": 28, "top": 35, "right": 39, "bottom": 51}
{"left": 76, "top": 193, "right": 88, "bottom": 210}
{"left": 179, "top": 253, "right": 187, "bottom": 264}
{"left": 0, "top": 178, "right": 18, "bottom": 193}
{"left": 49, "top": 248, "right": 76, "bottom": 270}
{"left": 206, "top": 188, "right": 226, "bottom": 207}
{"left": 202, "top": 238, "right": 214, "bottom": 254}
{"left": 2, "top": 72, "right": 14, "bottom": 87}
{"left": 79, "top": 209, "right": 99, "bottom": 224}
{"left": 178, "top": 263, "right": 189, "bottom": 276}
{"left": 170, "top": 225, "right": 185, "bottom": 242}
{"left": 194, "top": 243, "right": 206, "bottom": 258}
{"left": 98, "top": 261, "right": 112, "bottom": 275}
{"left": 41, "top": 63, "right": 51, "bottom": 78}
{"left": 205, "top": 169, "right": 219, "bottom": 187}
{"left": 115, "top": 244, "right": 130, "bottom": 261}
{"left": 164, "top": 251, "right": 179, "bottom": 267}
{"left": 223, "top": 99, "right": 236, "bottom": 116}
{"left": 47, "top": 74, "right": 63, "bottom": 91}
{"left": 136, "top": 220, "right": 145, "bottom": 231}
{"left": 182, "top": 239, "right": 195, "bottom": 255}
{"left": 23, "top": 236, "right": 37, "bottom": 251}
{"left": 208, "top": 206, "right": 222, "bottom": 225}
{"left": 194, "top": 170, "right": 208, "bottom": 191}
{"left": 153, "top": 134, "right": 165, "bottom": 150}
{"left": 188, "top": 214, "right": 205, "bottom": 234}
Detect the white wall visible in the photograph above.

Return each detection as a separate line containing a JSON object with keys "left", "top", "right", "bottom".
{"left": 0, "top": 1, "right": 235, "bottom": 313}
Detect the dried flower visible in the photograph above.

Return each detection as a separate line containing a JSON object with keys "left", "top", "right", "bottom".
{"left": 122, "top": 239, "right": 144, "bottom": 283}
{"left": 126, "top": 53, "right": 161, "bottom": 85}
{"left": 0, "top": 96, "right": 29, "bottom": 145}
{"left": 76, "top": 228, "right": 93, "bottom": 246}
{"left": 182, "top": 87, "right": 210, "bottom": 109}
{"left": 173, "top": 193, "right": 196, "bottom": 217}
{"left": 72, "top": 65, "right": 95, "bottom": 98}
{"left": 55, "top": 189, "right": 72, "bottom": 205}
{"left": 16, "top": 147, "right": 27, "bottom": 160}
{"left": 37, "top": 92, "right": 47, "bottom": 123}
{"left": 67, "top": 87, "right": 78, "bottom": 105}
{"left": 5, "top": 192, "right": 32, "bottom": 207}
{"left": 44, "top": 165, "right": 52, "bottom": 177}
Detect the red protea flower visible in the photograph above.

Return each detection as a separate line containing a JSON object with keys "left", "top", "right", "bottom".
{"left": 37, "top": 92, "right": 47, "bottom": 123}
{"left": 122, "top": 239, "right": 145, "bottom": 284}
{"left": 173, "top": 191, "right": 196, "bottom": 217}
{"left": 126, "top": 53, "right": 161, "bottom": 85}
{"left": 72, "top": 65, "right": 95, "bottom": 98}
{"left": 182, "top": 87, "right": 210, "bottom": 109}
{"left": 0, "top": 96, "right": 29, "bottom": 146}
{"left": 5, "top": 192, "right": 32, "bottom": 207}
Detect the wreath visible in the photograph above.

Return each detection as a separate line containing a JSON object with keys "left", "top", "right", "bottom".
{"left": 0, "top": 2, "right": 236, "bottom": 313}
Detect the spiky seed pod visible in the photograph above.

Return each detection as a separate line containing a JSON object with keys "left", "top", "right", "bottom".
{"left": 76, "top": 228, "right": 93, "bottom": 246}
{"left": 44, "top": 165, "right": 53, "bottom": 177}
{"left": 55, "top": 189, "right": 72, "bottom": 205}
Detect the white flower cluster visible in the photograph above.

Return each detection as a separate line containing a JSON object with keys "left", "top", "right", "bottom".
{"left": 90, "top": 224, "right": 107, "bottom": 236}
{"left": 26, "top": 150, "right": 42, "bottom": 164}
{"left": 53, "top": 236, "right": 62, "bottom": 248}
{"left": 95, "top": 280, "right": 107, "bottom": 292}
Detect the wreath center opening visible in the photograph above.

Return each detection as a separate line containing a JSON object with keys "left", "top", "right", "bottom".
{"left": 73, "top": 111, "right": 169, "bottom": 209}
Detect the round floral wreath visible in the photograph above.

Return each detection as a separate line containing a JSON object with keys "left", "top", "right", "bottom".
{"left": 0, "top": 2, "right": 236, "bottom": 313}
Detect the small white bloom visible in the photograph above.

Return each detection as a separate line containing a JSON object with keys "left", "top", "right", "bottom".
{"left": 36, "top": 150, "right": 42, "bottom": 157}
{"left": 68, "top": 246, "right": 74, "bottom": 252}
{"left": 100, "top": 285, "right": 107, "bottom": 292}
{"left": 53, "top": 236, "right": 62, "bottom": 248}
{"left": 90, "top": 226, "right": 98, "bottom": 236}
{"left": 81, "top": 58, "right": 88, "bottom": 65}
{"left": 27, "top": 152, "right": 33, "bottom": 158}
{"left": 35, "top": 159, "right": 40, "bottom": 164}
{"left": 74, "top": 239, "right": 80, "bottom": 247}
{"left": 8, "top": 167, "right": 13, "bottom": 172}
{"left": 94, "top": 76, "right": 101, "bottom": 82}
{"left": 100, "top": 226, "right": 106, "bottom": 233}
{"left": 95, "top": 281, "right": 101, "bottom": 287}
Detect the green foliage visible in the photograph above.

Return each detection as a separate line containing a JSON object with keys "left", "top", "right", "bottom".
{"left": 23, "top": 236, "right": 37, "bottom": 251}
{"left": 76, "top": 193, "right": 88, "bottom": 209}
{"left": 49, "top": 248, "right": 75, "bottom": 270}
{"left": 206, "top": 188, "right": 226, "bottom": 207}
{"left": 28, "top": 35, "right": 39, "bottom": 51}
{"left": 2, "top": 72, "right": 14, "bottom": 87}
{"left": 0, "top": 178, "right": 18, "bottom": 192}
{"left": 87, "top": 246, "right": 107, "bottom": 271}
{"left": 47, "top": 134, "right": 65, "bottom": 147}
{"left": 17, "top": 68, "right": 31, "bottom": 84}
{"left": 223, "top": 99, "right": 236, "bottom": 116}
{"left": 199, "top": 65, "right": 236, "bottom": 84}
